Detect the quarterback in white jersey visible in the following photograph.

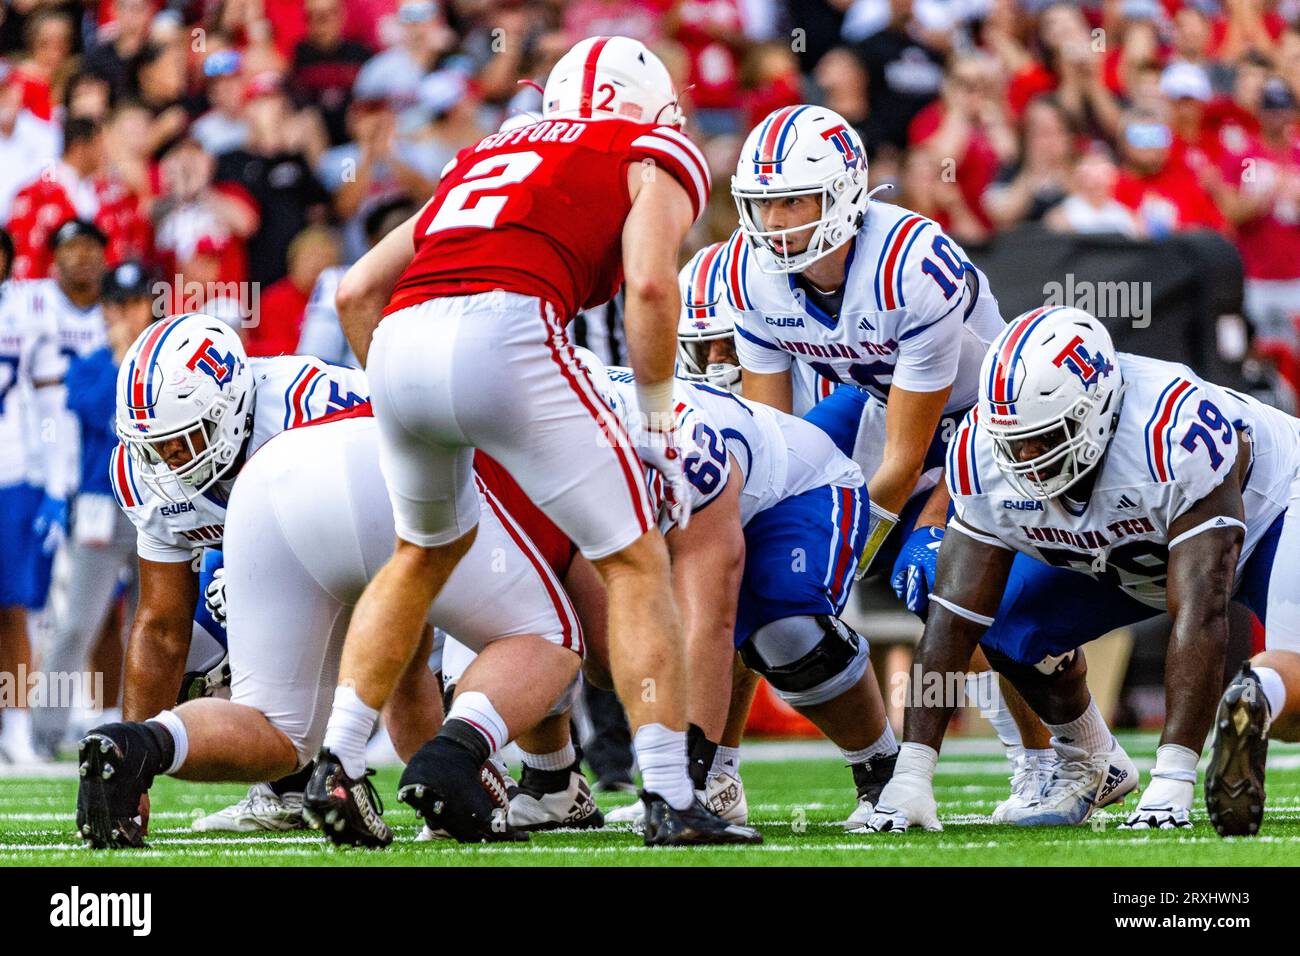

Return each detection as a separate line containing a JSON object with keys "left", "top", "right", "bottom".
{"left": 592, "top": 358, "right": 898, "bottom": 829}
{"left": 867, "top": 307, "right": 1300, "bottom": 838}
{"left": 724, "top": 105, "right": 1005, "bottom": 580}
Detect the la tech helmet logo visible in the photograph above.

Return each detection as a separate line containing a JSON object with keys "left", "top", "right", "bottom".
{"left": 1052, "top": 334, "right": 1113, "bottom": 388}
{"left": 185, "top": 338, "right": 238, "bottom": 387}
{"left": 820, "top": 124, "right": 863, "bottom": 171}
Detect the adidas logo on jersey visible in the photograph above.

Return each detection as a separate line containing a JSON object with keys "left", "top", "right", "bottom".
{"left": 1116, "top": 494, "right": 1139, "bottom": 509}
{"left": 858, "top": 316, "right": 876, "bottom": 332}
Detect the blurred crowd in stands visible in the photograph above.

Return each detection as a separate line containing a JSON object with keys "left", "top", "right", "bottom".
{"left": 0, "top": 0, "right": 1296, "bottom": 385}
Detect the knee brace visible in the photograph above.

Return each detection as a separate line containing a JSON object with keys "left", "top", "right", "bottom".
{"left": 739, "top": 614, "right": 871, "bottom": 708}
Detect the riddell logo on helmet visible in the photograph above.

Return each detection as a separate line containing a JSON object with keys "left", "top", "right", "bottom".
{"left": 989, "top": 416, "right": 1019, "bottom": 426}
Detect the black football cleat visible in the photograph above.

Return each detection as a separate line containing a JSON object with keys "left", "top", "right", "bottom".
{"left": 641, "top": 791, "right": 762, "bottom": 846}
{"left": 397, "top": 737, "right": 527, "bottom": 843}
{"left": 852, "top": 750, "right": 898, "bottom": 807}
{"left": 1206, "top": 665, "right": 1270, "bottom": 837}
{"left": 302, "top": 748, "right": 393, "bottom": 848}
{"left": 75, "top": 729, "right": 153, "bottom": 849}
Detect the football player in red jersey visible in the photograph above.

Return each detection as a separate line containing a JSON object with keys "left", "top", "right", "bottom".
{"left": 306, "top": 36, "right": 760, "bottom": 846}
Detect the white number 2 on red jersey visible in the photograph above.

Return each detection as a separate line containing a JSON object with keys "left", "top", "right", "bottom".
{"left": 425, "top": 151, "right": 543, "bottom": 234}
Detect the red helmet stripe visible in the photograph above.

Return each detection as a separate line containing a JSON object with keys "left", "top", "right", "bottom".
{"left": 578, "top": 37, "right": 611, "bottom": 119}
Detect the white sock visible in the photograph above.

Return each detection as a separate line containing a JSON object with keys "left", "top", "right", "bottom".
{"left": 520, "top": 741, "right": 575, "bottom": 772}
{"left": 1253, "top": 666, "right": 1287, "bottom": 727}
{"left": 711, "top": 745, "right": 741, "bottom": 777}
{"left": 322, "top": 685, "right": 379, "bottom": 779}
{"left": 633, "top": 723, "right": 692, "bottom": 810}
{"left": 841, "top": 722, "right": 898, "bottom": 765}
{"left": 150, "top": 709, "right": 190, "bottom": 775}
{"left": 970, "top": 671, "right": 1024, "bottom": 760}
{"left": 445, "top": 691, "right": 509, "bottom": 754}
{"left": 1024, "top": 747, "right": 1054, "bottom": 765}
{"left": 1046, "top": 697, "right": 1113, "bottom": 755}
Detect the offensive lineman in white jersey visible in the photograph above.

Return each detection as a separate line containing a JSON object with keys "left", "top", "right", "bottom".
{"left": 76, "top": 400, "right": 585, "bottom": 848}
{"left": 588, "top": 355, "right": 898, "bottom": 830}
{"left": 98, "top": 313, "right": 368, "bottom": 834}
{"left": 867, "top": 307, "right": 1300, "bottom": 836}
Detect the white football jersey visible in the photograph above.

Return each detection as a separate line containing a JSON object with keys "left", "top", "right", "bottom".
{"left": 948, "top": 353, "right": 1300, "bottom": 608}
{"left": 724, "top": 202, "right": 1005, "bottom": 412}
{"left": 0, "top": 281, "right": 63, "bottom": 487}
{"left": 606, "top": 368, "right": 862, "bottom": 530}
{"left": 110, "top": 355, "right": 369, "bottom": 563}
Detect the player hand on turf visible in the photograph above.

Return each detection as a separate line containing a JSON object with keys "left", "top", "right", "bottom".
{"left": 890, "top": 526, "right": 944, "bottom": 616}
{"left": 204, "top": 566, "right": 227, "bottom": 626}
{"left": 1118, "top": 775, "right": 1193, "bottom": 830}
{"left": 863, "top": 743, "right": 943, "bottom": 833}
{"left": 33, "top": 494, "right": 68, "bottom": 555}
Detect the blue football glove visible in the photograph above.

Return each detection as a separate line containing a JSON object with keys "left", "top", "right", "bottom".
{"left": 890, "top": 526, "right": 944, "bottom": 616}
{"left": 32, "top": 494, "right": 68, "bottom": 555}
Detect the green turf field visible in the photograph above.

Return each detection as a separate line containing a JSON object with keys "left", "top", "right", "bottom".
{"left": 2, "top": 732, "right": 1298, "bottom": 866}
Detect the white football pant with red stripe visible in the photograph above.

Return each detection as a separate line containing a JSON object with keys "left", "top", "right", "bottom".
{"left": 221, "top": 414, "right": 581, "bottom": 768}
{"left": 367, "top": 290, "right": 656, "bottom": 559}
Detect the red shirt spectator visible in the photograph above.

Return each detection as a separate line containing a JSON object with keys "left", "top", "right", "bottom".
{"left": 673, "top": 0, "right": 745, "bottom": 111}
{"left": 245, "top": 274, "right": 311, "bottom": 356}
{"left": 1218, "top": 133, "right": 1300, "bottom": 281}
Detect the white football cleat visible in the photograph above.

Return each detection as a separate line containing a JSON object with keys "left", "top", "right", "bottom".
{"left": 704, "top": 771, "right": 748, "bottom": 824}
{"left": 508, "top": 768, "right": 604, "bottom": 831}
{"left": 991, "top": 751, "right": 1056, "bottom": 823}
{"left": 192, "top": 783, "right": 307, "bottom": 832}
{"left": 1002, "top": 741, "right": 1137, "bottom": 826}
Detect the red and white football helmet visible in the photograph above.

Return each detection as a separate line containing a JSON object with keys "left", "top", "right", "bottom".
{"left": 676, "top": 242, "right": 740, "bottom": 392}
{"left": 732, "top": 105, "right": 872, "bottom": 274}
{"left": 116, "top": 312, "right": 253, "bottom": 503}
{"left": 542, "top": 35, "right": 684, "bottom": 128}
{"left": 979, "top": 306, "right": 1123, "bottom": 500}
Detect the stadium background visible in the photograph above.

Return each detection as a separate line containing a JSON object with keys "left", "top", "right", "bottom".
{"left": 0, "top": 0, "right": 1297, "bottom": 761}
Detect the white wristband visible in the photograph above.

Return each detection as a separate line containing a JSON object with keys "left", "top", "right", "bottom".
{"left": 894, "top": 741, "right": 939, "bottom": 780}
{"left": 635, "top": 378, "right": 676, "bottom": 431}
{"left": 1150, "top": 743, "right": 1199, "bottom": 783}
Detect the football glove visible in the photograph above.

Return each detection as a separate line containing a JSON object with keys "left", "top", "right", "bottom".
{"left": 1119, "top": 770, "right": 1194, "bottom": 830}
{"left": 33, "top": 494, "right": 68, "bottom": 555}
{"left": 890, "top": 526, "right": 944, "bottom": 616}
{"left": 863, "top": 743, "right": 943, "bottom": 833}
{"left": 854, "top": 500, "right": 898, "bottom": 581}
{"left": 204, "top": 566, "right": 227, "bottom": 627}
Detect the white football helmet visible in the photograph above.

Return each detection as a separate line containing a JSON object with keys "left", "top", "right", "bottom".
{"left": 732, "top": 105, "right": 871, "bottom": 274}
{"left": 543, "top": 35, "right": 683, "bottom": 128}
{"left": 116, "top": 313, "right": 253, "bottom": 503}
{"left": 979, "top": 306, "right": 1123, "bottom": 500}
{"left": 677, "top": 241, "right": 741, "bottom": 392}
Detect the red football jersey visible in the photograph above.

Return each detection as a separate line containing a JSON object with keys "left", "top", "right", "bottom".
{"left": 386, "top": 117, "right": 710, "bottom": 320}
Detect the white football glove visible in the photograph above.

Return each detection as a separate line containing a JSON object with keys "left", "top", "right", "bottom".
{"left": 1119, "top": 775, "right": 1194, "bottom": 830}
{"left": 862, "top": 743, "right": 943, "bottom": 833}
{"left": 204, "top": 566, "right": 227, "bottom": 627}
